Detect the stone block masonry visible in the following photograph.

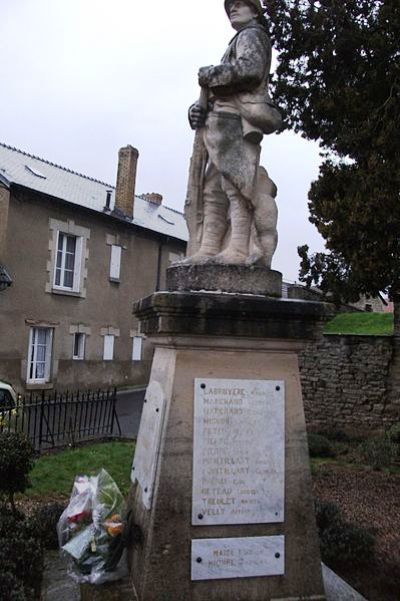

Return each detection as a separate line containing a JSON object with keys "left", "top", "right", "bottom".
{"left": 300, "top": 334, "right": 398, "bottom": 434}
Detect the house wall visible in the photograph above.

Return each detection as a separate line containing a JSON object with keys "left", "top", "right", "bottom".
{"left": 0, "top": 187, "right": 185, "bottom": 392}
{"left": 350, "top": 295, "right": 386, "bottom": 313}
{"left": 299, "top": 334, "right": 398, "bottom": 434}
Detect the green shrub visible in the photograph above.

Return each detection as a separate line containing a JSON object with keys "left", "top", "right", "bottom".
{"left": 357, "top": 436, "right": 394, "bottom": 469}
{"left": 0, "top": 570, "right": 29, "bottom": 601}
{"left": 0, "top": 432, "right": 35, "bottom": 514}
{"left": 388, "top": 423, "right": 400, "bottom": 445}
{"left": 308, "top": 433, "right": 336, "bottom": 458}
{"left": 321, "top": 521, "right": 375, "bottom": 567}
{"left": 30, "top": 501, "right": 65, "bottom": 550}
{"left": 320, "top": 429, "right": 350, "bottom": 443}
{"left": 315, "top": 499, "right": 375, "bottom": 568}
{"left": 315, "top": 500, "right": 341, "bottom": 531}
{"left": 0, "top": 510, "right": 44, "bottom": 599}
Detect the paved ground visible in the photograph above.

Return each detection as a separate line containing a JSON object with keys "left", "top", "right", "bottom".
{"left": 43, "top": 551, "right": 136, "bottom": 601}
{"left": 43, "top": 552, "right": 367, "bottom": 600}
{"left": 116, "top": 387, "right": 146, "bottom": 439}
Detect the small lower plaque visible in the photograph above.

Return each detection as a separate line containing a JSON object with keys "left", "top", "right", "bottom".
{"left": 191, "top": 536, "right": 285, "bottom": 581}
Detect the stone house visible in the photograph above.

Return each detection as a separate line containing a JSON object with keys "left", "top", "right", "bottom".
{"left": 283, "top": 282, "right": 386, "bottom": 312}
{"left": 0, "top": 143, "right": 187, "bottom": 392}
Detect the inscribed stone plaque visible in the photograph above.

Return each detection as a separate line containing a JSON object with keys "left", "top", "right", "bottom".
{"left": 131, "top": 381, "right": 165, "bottom": 510}
{"left": 192, "top": 378, "right": 285, "bottom": 525}
{"left": 191, "top": 536, "right": 285, "bottom": 580}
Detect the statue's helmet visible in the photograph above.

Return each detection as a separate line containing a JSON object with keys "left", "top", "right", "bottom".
{"left": 224, "top": 0, "right": 265, "bottom": 20}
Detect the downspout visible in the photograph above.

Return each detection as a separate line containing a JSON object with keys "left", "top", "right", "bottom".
{"left": 0, "top": 183, "right": 13, "bottom": 291}
{"left": 155, "top": 236, "right": 171, "bottom": 292}
{"left": 156, "top": 241, "right": 163, "bottom": 292}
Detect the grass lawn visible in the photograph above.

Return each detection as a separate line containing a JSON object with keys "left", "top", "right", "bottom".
{"left": 324, "top": 311, "right": 393, "bottom": 335}
{"left": 26, "top": 441, "right": 135, "bottom": 500}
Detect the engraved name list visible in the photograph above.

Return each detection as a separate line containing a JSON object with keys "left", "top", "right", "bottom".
{"left": 192, "top": 378, "right": 285, "bottom": 526}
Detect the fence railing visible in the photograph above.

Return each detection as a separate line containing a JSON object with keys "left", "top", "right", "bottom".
{"left": 0, "top": 388, "right": 121, "bottom": 451}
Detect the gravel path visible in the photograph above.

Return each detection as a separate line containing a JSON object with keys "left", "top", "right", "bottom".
{"left": 313, "top": 465, "right": 400, "bottom": 601}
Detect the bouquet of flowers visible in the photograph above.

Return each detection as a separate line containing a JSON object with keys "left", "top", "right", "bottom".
{"left": 57, "top": 468, "right": 127, "bottom": 584}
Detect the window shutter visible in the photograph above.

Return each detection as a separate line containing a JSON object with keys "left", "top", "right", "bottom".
{"left": 54, "top": 231, "right": 62, "bottom": 287}
{"left": 110, "top": 245, "right": 122, "bottom": 280}
{"left": 103, "top": 335, "right": 114, "bottom": 361}
{"left": 73, "top": 236, "right": 83, "bottom": 292}
{"left": 73, "top": 333, "right": 86, "bottom": 360}
{"left": 44, "top": 329, "right": 53, "bottom": 381}
{"left": 27, "top": 328, "right": 35, "bottom": 381}
{"left": 132, "top": 336, "right": 143, "bottom": 361}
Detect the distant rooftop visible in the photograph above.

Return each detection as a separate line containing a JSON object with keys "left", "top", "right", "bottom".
{"left": 0, "top": 142, "right": 188, "bottom": 242}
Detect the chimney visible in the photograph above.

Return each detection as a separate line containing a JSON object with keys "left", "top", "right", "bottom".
{"left": 142, "top": 193, "right": 163, "bottom": 206}
{"left": 114, "top": 145, "right": 139, "bottom": 220}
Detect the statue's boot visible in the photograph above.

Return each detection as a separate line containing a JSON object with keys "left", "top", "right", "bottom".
{"left": 214, "top": 195, "right": 251, "bottom": 265}
{"left": 185, "top": 193, "right": 228, "bottom": 264}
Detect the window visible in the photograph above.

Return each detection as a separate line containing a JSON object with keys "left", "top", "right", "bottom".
{"left": 73, "top": 333, "right": 86, "bottom": 360}
{"left": 109, "top": 245, "right": 122, "bottom": 281}
{"left": 27, "top": 327, "right": 53, "bottom": 384}
{"left": 132, "top": 336, "right": 143, "bottom": 361}
{"left": 54, "top": 232, "right": 82, "bottom": 291}
{"left": 103, "top": 335, "right": 114, "bottom": 361}
{"left": 47, "top": 219, "right": 90, "bottom": 298}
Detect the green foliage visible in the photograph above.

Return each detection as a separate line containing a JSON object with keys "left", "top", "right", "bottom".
{"left": 30, "top": 502, "right": 66, "bottom": 550}
{"left": 308, "top": 433, "right": 336, "bottom": 458}
{"left": 315, "top": 500, "right": 341, "bottom": 531}
{"left": 387, "top": 423, "right": 400, "bottom": 445}
{"left": 357, "top": 436, "right": 395, "bottom": 469}
{"left": 315, "top": 499, "right": 375, "bottom": 568}
{"left": 265, "top": 1, "right": 400, "bottom": 299}
{"left": 0, "top": 511, "right": 44, "bottom": 600}
{"left": 28, "top": 441, "right": 134, "bottom": 498}
{"left": 0, "top": 571, "right": 28, "bottom": 601}
{"left": 324, "top": 312, "right": 393, "bottom": 335}
{"left": 0, "top": 432, "right": 35, "bottom": 513}
{"left": 319, "top": 428, "right": 350, "bottom": 443}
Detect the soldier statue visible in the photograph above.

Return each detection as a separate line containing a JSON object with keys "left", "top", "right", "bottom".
{"left": 184, "top": 0, "right": 282, "bottom": 268}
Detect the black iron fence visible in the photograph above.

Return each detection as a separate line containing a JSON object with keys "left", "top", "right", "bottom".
{"left": 0, "top": 388, "right": 121, "bottom": 452}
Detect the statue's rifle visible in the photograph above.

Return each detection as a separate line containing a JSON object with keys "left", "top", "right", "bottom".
{"left": 184, "top": 87, "right": 208, "bottom": 257}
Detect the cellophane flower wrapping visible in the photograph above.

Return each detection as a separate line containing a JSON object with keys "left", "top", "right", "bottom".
{"left": 57, "top": 468, "right": 127, "bottom": 584}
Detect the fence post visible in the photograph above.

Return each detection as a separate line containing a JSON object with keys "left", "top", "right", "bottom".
{"left": 111, "top": 387, "right": 122, "bottom": 437}
{"left": 38, "top": 389, "right": 46, "bottom": 451}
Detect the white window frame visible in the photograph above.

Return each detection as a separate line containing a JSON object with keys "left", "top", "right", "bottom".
{"left": 109, "top": 245, "right": 122, "bottom": 281}
{"left": 103, "top": 335, "right": 115, "bottom": 361}
{"left": 53, "top": 231, "right": 83, "bottom": 292}
{"left": 132, "top": 336, "right": 143, "bottom": 361}
{"left": 27, "top": 327, "right": 53, "bottom": 384}
{"left": 73, "top": 333, "right": 86, "bottom": 360}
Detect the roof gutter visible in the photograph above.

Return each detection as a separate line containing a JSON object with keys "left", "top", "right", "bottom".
{"left": 0, "top": 172, "right": 10, "bottom": 188}
{"left": 11, "top": 182, "right": 188, "bottom": 245}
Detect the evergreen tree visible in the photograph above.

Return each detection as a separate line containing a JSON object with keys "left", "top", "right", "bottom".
{"left": 265, "top": 0, "right": 400, "bottom": 305}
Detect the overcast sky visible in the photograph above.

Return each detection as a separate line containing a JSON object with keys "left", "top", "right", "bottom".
{"left": 0, "top": 0, "right": 326, "bottom": 281}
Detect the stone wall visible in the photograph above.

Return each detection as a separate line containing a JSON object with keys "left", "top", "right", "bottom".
{"left": 299, "top": 334, "right": 399, "bottom": 434}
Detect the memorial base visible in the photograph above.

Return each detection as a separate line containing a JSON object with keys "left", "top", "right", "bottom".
{"left": 127, "top": 291, "right": 332, "bottom": 601}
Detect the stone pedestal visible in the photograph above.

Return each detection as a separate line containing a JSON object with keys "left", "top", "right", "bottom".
{"left": 127, "top": 291, "right": 332, "bottom": 601}
{"left": 167, "top": 264, "right": 282, "bottom": 297}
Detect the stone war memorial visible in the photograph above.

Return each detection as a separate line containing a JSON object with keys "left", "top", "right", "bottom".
{"left": 127, "top": 1, "right": 332, "bottom": 599}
